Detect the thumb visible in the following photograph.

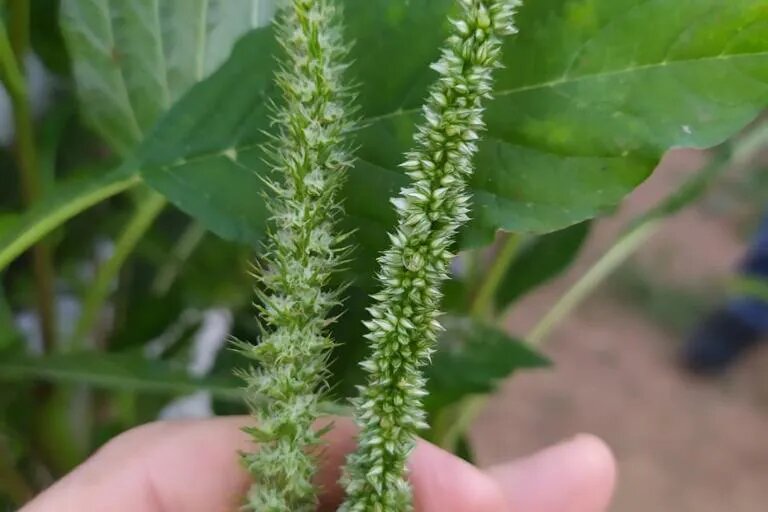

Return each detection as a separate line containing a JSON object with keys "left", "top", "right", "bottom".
{"left": 410, "top": 440, "right": 508, "bottom": 512}
{"left": 487, "top": 434, "right": 616, "bottom": 512}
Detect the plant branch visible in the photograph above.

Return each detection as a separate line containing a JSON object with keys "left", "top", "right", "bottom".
{"left": 68, "top": 189, "right": 166, "bottom": 351}
{"left": 469, "top": 232, "right": 520, "bottom": 319}
{"left": 0, "top": 435, "right": 33, "bottom": 506}
{"left": 0, "top": 170, "right": 140, "bottom": 272}
{"left": 527, "top": 220, "right": 660, "bottom": 345}
{"left": 527, "top": 143, "right": 738, "bottom": 346}
{"left": 434, "top": 234, "right": 521, "bottom": 450}
{"left": 0, "top": 10, "right": 57, "bottom": 350}
{"left": 433, "top": 393, "right": 489, "bottom": 451}
{"left": 151, "top": 221, "right": 206, "bottom": 295}
{"left": 7, "top": 0, "right": 29, "bottom": 59}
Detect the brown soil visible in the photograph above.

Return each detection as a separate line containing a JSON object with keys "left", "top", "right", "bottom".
{"left": 470, "top": 149, "right": 768, "bottom": 511}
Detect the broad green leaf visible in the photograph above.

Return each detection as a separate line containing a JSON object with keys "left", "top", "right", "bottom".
{"left": 0, "top": 166, "right": 139, "bottom": 272}
{"left": 60, "top": 0, "right": 274, "bottom": 154}
{"left": 496, "top": 222, "right": 591, "bottom": 311}
{"left": 136, "top": 0, "right": 768, "bottom": 276}
{"left": 0, "top": 351, "right": 241, "bottom": 400}
{"left": 424, "top": 318, "right": 549, "bottom": 414}
{"left": 135, "top": 27, "right": 277, "bottom": 246}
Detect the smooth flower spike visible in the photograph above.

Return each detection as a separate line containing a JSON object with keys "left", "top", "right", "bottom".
{"left": 340, "top": 1, "right": 520, "bottom": 511}
{"left": 237, "top": 0, "right": 355, "bottom": 510}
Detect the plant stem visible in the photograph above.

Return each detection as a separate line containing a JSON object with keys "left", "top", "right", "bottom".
{"left": 433, "top": 233, "right": 523, "bottom": 450}
{"left": 7, "top": 0, "right": 30, "bottom": 60}
{"left": 0, "top": 8, "right": 57, "bottom": 350}
{"left": 527, "top": 141, "right": 741, "bottom": 346}
{"left": 151, "top": 221, "right": 206, "bottom": 295}
{"left": 0, "top": 171, "right": 140, "bottom": 272}
{"left": 434, "top": 234, "right": 521, "bottom": 449}
{"left": 438, "top": 143, "right": 733, "bottom": 450}
{"left": 436, "top": 224, "right": 659, "bottom": 451}
{"left": 68, "top": 189, "right": 165, "bottom": 351}
{"left": 469, "top": 233, "right": 520, "bottom": 319}
{"left": 28, "top": 247, "right": 56, "bottom": 349}
{"left": 433, "top": 393, "right": 489, "bottom": 451}
{"left": 526, "top": 221, "right": 660, "bottom": 346}
{"left": 0, "top": 434, "right": 33, "bottom": 506}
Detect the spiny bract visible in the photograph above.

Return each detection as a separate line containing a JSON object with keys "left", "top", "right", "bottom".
{"left": 340, "top": 1, "right": 521, "bottom": 510}
{"left": 237, "top": 0, "right": 356, "bottom": 510}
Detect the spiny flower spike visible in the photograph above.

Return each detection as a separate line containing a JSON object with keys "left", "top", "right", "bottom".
{"left": 339, "top": 1, "right": 520, "bottom": 510}
{"left": 236, "top": 0, "right": 356, "bottom": 510}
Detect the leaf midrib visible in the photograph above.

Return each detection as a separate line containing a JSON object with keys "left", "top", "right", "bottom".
{"left": 145, "top": 49, "right": 768, "bottom": 179}
{"left": 141, "top": 31, "right": 768, "bottom": 169}
{"left": 366, "top": 50, "right": 768, "bottom": 125}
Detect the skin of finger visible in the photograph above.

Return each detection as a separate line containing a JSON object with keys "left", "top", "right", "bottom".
{"left": 19, "top": 417, "right": 254, "bottom": 512}
{"left": 21, "top": 416, "right": 510, "bottom": 512}
{"left": 486, "top": 434, "right": 616, "bottom": 512}
{"left": 20, "top": 417, "right": 612, "bottom": 512}
{"left": 410, "top": 440, "right": 508, "bottom": 512}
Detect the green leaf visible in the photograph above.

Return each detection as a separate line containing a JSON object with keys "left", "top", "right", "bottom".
{"left": 0, "top": 166, "right": 139, "bottom": 272}
{"left": 496, "top": 222, "right": 591, "bottom": 311}
{"left": 134, "top": 26, "right": 278, "bottom": 246}
{"left": 60, "top": 0, "right": 274, "bottom": 154}
{"left": 424, "top": 318, "right": 549, "bottom": 413}
{"left": 0, "top": 351, "right": 241, "bottom": 400}
{"left": 136, "top": 0, "right": 768, "bottom": 276}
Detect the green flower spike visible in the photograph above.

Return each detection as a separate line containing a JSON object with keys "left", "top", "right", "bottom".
{"left": 340, "top": 1, "right": 521, "bottom": 510}
{"left": 236, "top": 0, "right": 356, "bottom": 510}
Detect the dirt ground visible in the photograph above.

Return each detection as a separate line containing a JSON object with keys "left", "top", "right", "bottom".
{"left": 470, "top": 149, "right": 768, "bottom": 511}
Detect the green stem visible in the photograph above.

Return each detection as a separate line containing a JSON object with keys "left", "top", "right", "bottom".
{"left": 435, "top": 224, "right": 659, "bottom": 452}
{"left": 151, "top": 221, "right": 206, "bottom": 295}
{"left": 0, "top": 434, "right": 33, "bottom": 506}
{"left": 527, "top": 221, "right": 661, "bottom": 346}
{"left": 28, "top": 245, "right": 56, "bottom": 349}
{"left": 526, "top": 141, "right": 741, "bottom": 346}
{"left": 0, "top": 10, "right": 57, "bottom": 350}
{"left": 7, "top": 0, "right": 30, "bottom": 60}
{"left": 0, "top": 171, "right": 140, "bottom": 272}
{"left": 469, "top": 233, "right": 520, "bottom": 319}
{"left": 433, "top": 394, "right": 488, "bottom": 452}
{"left": 434, "top": 234, "right": 521, "bottom": 451}
{"left": 68, "top": 189, "right": 166, "bottom": 351}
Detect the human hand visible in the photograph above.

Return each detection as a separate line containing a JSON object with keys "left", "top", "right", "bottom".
{"left": 20, "top": 416, "right": 615, "bottom": 511}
